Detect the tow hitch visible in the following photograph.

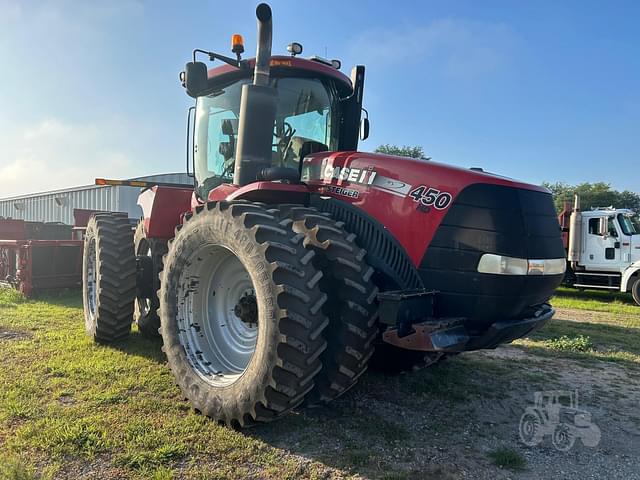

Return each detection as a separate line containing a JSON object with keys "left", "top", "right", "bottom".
{"left": 378, "top": 289, "right": 554, "bottom": 352}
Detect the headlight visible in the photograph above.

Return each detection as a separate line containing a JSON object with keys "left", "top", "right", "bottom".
{"left": 477, "top": 254, "right": 566, "bottom": 276}
{"left": 528, "top": 258, "right": 566, "bottom": 275}
{"left": 477, "top": 254, "right": 528, "bottom": 275}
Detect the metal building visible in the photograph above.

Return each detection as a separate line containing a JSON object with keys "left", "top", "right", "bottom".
{"left": 0, "top": 173, "right": 192, "bottom": 225}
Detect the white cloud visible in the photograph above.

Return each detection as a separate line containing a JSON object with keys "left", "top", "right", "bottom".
{"left": 349, "top": 18, "right": 514, "bottom": 79}
{"left": 0, "top": 118, "right": 140, "bottom": 197}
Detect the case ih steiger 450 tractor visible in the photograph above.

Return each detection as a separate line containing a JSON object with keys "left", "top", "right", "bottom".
{"left": 83, "top": 4, "right": 566, "bottom": 426}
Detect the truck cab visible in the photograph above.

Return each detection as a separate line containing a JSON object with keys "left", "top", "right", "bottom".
{"left": 561, "top": 197, "right": 640, "bottom": 304}
{"left": 580, "top": 209, "right": 640, "bottom": 270}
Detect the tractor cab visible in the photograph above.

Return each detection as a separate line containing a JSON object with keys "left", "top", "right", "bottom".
{"left": 182, "top": 30, "right": 367, "bottom": 201}
{"left": 534, "top": 390, "right": 577, "bottom": 411}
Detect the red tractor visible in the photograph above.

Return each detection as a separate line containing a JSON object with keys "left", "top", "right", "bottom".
{"left": 83, "top": 4, "right": 566, "bottom": 426}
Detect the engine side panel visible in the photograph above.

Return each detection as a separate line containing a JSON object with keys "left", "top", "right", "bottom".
{"left": 302, "top": 151, "right": 549, "bottom": 266}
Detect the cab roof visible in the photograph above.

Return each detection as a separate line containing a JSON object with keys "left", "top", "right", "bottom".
{"left": 582, "top": 208, "right": 635, "bottom": 217}
{"left": 205, "top": 55, "right": 353, "bottom": 94}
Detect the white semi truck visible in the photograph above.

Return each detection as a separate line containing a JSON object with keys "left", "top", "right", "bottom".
{"left": 559, "top": 195, "right": 640, "bottom": 306}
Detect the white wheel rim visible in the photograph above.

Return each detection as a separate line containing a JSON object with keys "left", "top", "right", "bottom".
{"left": 136, "top": 241, "right": 153, "bottom": 316}
{"left": 177, "top": 245, "right": 258, "bottom": 387}
{"left": 85, "top": 238, "right": 97, "bottom": 326}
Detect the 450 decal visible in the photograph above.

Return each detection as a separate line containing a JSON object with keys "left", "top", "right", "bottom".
{"left": 408, "top": 185, "right": 453, "bottom": 210}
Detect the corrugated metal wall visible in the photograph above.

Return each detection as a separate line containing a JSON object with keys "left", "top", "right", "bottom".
{"left": 0, "top": 173, "right": 192, "bottom": 225}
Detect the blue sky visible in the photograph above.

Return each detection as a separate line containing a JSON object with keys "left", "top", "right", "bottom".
{"left": 0, "top": 0, "right": 638, "bottom": 197}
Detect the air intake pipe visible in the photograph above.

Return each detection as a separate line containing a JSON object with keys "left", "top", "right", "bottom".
{"left": 233, "top": 3, "right": 278, "bottom": 186}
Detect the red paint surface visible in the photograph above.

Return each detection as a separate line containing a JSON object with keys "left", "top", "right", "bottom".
{"left": 208, "top": 181, "right": 309, "bottom": 203}
{"left": 0, "top": 219, "right": 26, "bottom": 240}
{"left": 302, "top": 151, "right": 550, "bottom": 266}
{"left": 0, "top": 240, "right": 83, "bottom": 296}
{"left": 206, "top": 56, "right": 352, "bottom": 90}
{"left": 139, "top": 186, "right": 193, "bottom": 239}
{"left": 73, "top": 209, "right": 107, "bottom": 228}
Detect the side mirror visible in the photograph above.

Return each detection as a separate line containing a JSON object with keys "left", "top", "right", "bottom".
{"left": 598, "top": 217, "right": 608, "bottom": 237}
{"left": 182, "top": 62, "right": 208, "bottom": 97}
{"left": 360, "top": 117, "right": 370, "bottom": 141}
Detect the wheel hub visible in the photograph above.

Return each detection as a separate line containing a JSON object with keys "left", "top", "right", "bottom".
{"left": 234, "top": 293, "right": 258, "bottom": 326}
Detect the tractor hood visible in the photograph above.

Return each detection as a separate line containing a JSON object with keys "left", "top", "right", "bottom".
{"left": 302, "top": 151, "right": 552, "bottom": 264}
{"left": 302, "top": 150, "right": 565, "bottom": 322}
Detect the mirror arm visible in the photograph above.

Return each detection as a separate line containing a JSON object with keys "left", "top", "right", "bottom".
{"left": 192, "top": 49, "right": 250, "bottom": 70}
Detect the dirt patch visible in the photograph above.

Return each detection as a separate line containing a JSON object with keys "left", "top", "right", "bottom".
{"left": 554, "top": 307, "right": 639, "bottom": 327}
{"left": 253, "top": 314, "right": 640, "bottom": 479}
{"left": 0, "top": 327, "right": 31, "bottom": 341}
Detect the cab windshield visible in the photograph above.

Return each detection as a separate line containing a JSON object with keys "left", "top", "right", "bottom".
{"left": 618, "top": 213, "right": 640, "bottom": 235}
{"left": 194, "top": 76, "right": 339, "bottom": 199}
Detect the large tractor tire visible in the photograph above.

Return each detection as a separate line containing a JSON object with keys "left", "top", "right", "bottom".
{"left": 133, "top": 222, "right": 168, "bottom": 337}
{"left": 82, "top": 213, "right": 136, "bottom": 343}
{"left": 159, "top": 201, "right": 329, "bottom": 426}
{"left": 275, "top": 205, "right": 378, "bottom": 403}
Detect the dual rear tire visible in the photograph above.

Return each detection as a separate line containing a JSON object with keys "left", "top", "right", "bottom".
{"left": 82, "top": 203, "right": 441, "bottom": 425}
{"left": 159, "top": 202, "right": 331, "bottom": 426}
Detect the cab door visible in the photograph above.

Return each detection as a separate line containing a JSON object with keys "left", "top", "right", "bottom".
{"left": 582, "top": 215, "right": 621, "bottom": 271}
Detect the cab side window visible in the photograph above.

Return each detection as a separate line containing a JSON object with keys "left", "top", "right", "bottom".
{"left": 588, "top": 217, "right": 619, "bottom": 236}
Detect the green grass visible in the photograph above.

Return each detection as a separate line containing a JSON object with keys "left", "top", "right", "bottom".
{"left": 0, "top": 455, "right": 40, "bottom": 480}
{"left": 0, "top": 290, "right": 342, "bottom": 479}
{"left": 552, "top": 286, "right": 639, "bottom": 315}
{"left": 545, "top": 334, "right": 594, "bottom": 352}
{"left": 514, "top": 295, "right": 640, "bottom": 366}
{"left": 0, "top": 288, "right": 27, "bottom": 305}
{"left": 1, "top": 286, "right": 638, "bottom": 478}
{"left": 487, "top": 447, "right": 526, "bottom": 471}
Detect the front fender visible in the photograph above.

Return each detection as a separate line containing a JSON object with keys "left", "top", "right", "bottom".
{"left": 137, "top": 186, "right": 193, "bottom": 239}
{"left": 621, "top": 261, "right": 640, "bottom": 291}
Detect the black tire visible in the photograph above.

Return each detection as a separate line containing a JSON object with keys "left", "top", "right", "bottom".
{"left": 133, "top": 222, "right": 167, "bottom": 337}
{"left": 275, "top": 205, "right": 379, "bottom": 403}
{"left": 159, "top": 201, "right": 329, "bottom": 426}
{"left": 82, "top": 213, "right": 136, "bottom": 343}
{"left": 631, "top": 277, "right": 640, "bottom": 306}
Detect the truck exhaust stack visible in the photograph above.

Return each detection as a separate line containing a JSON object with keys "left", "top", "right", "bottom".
{"left": 567, "top": 194, "right": 582, "bottom": 267}
{"left": 232, "top": 3, "right": 278, "bottom": 186}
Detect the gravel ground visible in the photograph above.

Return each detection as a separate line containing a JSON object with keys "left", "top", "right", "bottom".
{"left": 251, "top": 306, "right": 640, "bottom": 479}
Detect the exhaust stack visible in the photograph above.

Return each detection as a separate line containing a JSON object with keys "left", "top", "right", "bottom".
{"left": 233, "top": 3, "right": 278, "bottom": 186}
{"left": 253, "top": 3, "right": 273, "bottom": 87}
{"left": 567, "top": 194, "right": 582, "bottom": 267}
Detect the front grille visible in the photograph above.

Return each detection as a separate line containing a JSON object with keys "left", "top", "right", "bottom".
{"left": 420, "top": 183, "right": 565, "bottom": 323}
